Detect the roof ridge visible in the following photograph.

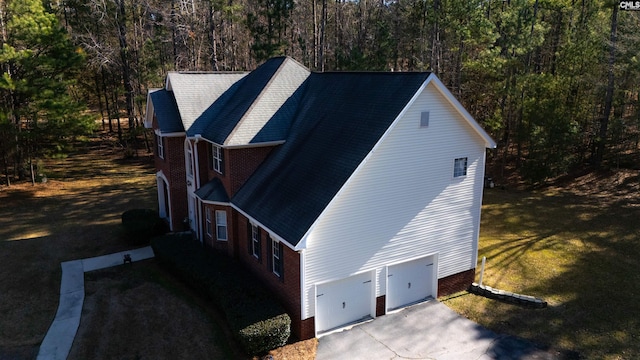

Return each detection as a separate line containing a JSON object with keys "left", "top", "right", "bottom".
{"left": 224, "top": 57, "right": 311, "bottom": 146}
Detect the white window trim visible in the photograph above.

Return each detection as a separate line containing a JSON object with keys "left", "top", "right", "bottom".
{"left": 215, "top": 210, "right": 228, "bottom": 241}
{"left": 205, "top": 208, "right": 212, "bottom": 237}
{"left": 212, "top": 145, "right": 222, "bottom": 174}
{"left": 454, "top": 157, "right": 468, "bottom": 178}
{"left": 272, "top": 239, "right": 281, "bottom": 277}
{"left": 186, "top": 143, "right": 194, "bottom": 178}
{"left": 251, "top": 224, "right": 260, "bottom": 258}
{"left": 156, "top": 134, "right": 164, "bottom": 159}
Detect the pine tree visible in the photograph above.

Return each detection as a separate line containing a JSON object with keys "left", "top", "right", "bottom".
{"left": 0, "top": 0, "right": 95, "bottom": 184}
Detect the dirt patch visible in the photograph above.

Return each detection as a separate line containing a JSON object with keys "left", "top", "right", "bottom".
{"left": 547, "top": 168, "right": 639, "bottom": 205}
{"left": 262, "top": 338, "right": 318, "bottom": 360}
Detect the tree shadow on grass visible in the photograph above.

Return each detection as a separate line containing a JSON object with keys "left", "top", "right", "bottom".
{"left": 473, "top": 185, "right": 640, "bottom": 358}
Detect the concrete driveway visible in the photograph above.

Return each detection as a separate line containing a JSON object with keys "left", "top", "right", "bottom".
{"left": 316, "top": 300, "right": 562, "bottom": 360}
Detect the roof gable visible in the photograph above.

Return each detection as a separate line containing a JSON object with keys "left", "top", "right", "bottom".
{"left": 149, "top": 89, "right": 183, "bottom": 133}
{"left": 232, "top": 71, "right": 431, "bottom": 246}
{"left": 166, "top": 72, "right": 247, "bottom": 132}
{"left": 424, "top": 74, "right": 496, "bottom": 148}
{"left": 188, "top": 56, "right": 310, "bottom": 145}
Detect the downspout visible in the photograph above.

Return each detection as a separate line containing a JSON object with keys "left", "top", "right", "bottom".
{"left": 193, "top": 134, "right": 202, "bottom": 189}
{"left": 299, "top": 249, "right": 307, "bottom": 335}
{"left": 193, "top": 134, "right": 202, "bottom": 241}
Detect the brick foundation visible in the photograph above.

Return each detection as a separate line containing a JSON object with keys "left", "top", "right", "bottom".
{"left": 376, "top": 296, "right": 386, "bottom": 316}
{"left": 437, "top": 268, "right": 476, "bottom": 297}
{"left": 297, "top": 317, "right": 315, "bottom": 340}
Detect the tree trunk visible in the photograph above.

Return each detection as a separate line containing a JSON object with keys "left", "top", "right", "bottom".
{"left": 101, "top": 69, "right": 113, "bottom": 133}
{"left": 318, "top": 0, "right": 327, "bottom": 72}
{"left": 209, "top": 1, "right": 219, "bottom": 71}
{"left": 116, "top": 0, "right": 135, "bottom": 130}
{"left": 595, "top": 5, "right": 618, "bottom": 167}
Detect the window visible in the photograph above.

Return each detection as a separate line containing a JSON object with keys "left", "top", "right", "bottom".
{"left": 186, "top": 146, "right": 194, "bottom": 177}
{"left": 156, "top": 134, "right": 164, "bottom": 159}
{"left": 268, "top": 237, "right": 284, "bottom": 280}
{"left": 215, "top": 210, "right": 227, "bottom": 241}
{"left": 211, "top": 145, "right": 223, "bottom": 174}
{"left": 454, "top": 157, "right": 468, "bottom": 178}
{"left": 272, "top": 239, "right": 281, "bottom": 276}
{"left": 251, "top": 224, "right": 260, "bottom": 258}
{"left": 420, "top": 111, "right": 430, "bottom": 128}
{"left": 205, "top": 208, "right": 212, "bottom": 237}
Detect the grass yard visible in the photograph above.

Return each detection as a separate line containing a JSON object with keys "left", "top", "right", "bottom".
{"left": 444, "top": 169, "right": 640, "bottom": 360}
{"left": 2, "top": 128, "right": 637, "bottom": 359}
{"left": 0, "top": 132, "right": 158, "bottom": 359}
{"left": 0, "top": 129, "right": 316, "bottom": 359}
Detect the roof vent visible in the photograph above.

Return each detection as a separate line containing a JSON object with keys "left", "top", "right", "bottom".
{"left": 420, "top": 111, "right": 430, "bottom": 128}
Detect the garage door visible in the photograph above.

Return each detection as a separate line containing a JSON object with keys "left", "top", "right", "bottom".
{"left": 386, "top": 256, "right": 436, "bottom": 311}
{"left": 315, "top": 271, "right": 373, "bottom": 333}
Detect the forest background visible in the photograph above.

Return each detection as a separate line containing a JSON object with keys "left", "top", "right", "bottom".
{"left": 0, "top": 0, "right": 638, "bottom": 186}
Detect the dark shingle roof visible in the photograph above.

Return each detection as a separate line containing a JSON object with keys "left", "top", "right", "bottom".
{"left": 188, "top": 57, "right": 286, "bottom": 143}
{"left": 232, "top": 71, "right": 430, "bottom": 247}
{"left": 150, "top": 89, "right": 183, "bottom": 133}
{"left": 194, "top": 177, "right": 229, "bottom": 203}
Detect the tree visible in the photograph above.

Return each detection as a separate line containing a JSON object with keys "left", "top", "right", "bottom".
{"left": 246, "top": 0, "right": 294, "bottom": 62}
{"left": 0, "top": 0, "right": 95, "bottom": 185}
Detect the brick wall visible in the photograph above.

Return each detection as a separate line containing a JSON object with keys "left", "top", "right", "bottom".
{"left": 235, "top": 213, "right": 308, "bottom": 340}
{"left": 201, "top": 204, "right": 235, "bottom": 257}
{"left": 299, "top": 318, "right": 315, "bottom": 340}
{"left": 437, "top": 268, "right": 476, "bottom": 297}
{"left": 376, "top": 296, "right": 386, "bottom": 317}
{"left": 196, "top": 141, "right": 210, "bottom": 187}
{"left": 153, "top": 129, "right": 188, "bottom": 231}
{"left": 225, "top": 146, "right": 275, "bottom": 197}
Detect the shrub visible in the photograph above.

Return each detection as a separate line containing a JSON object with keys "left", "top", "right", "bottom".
{"left": 121, "top": 209, "right": 166, "bottom": 245}
{"left": 151, "top": 234, "right": 291, "bottom": 355}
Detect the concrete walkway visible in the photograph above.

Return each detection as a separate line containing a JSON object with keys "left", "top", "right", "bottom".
{"left": 37, "top": 247, "right": 155, "bottom": 360}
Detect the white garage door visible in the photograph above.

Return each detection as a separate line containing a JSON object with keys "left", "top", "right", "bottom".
{"left": 387, "top": 256, "right": 436, "bottom": 311}
{"left": 315, "top": 271, "right": 373, "bottom": 333}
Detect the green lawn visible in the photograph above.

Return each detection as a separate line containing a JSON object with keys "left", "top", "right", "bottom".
{"left": 444, "top": 173, "right": 640, "bottom": 359}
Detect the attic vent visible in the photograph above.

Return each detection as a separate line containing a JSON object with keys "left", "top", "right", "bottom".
{"left": 420, "top": 111, "right": 430, "bottom": 127}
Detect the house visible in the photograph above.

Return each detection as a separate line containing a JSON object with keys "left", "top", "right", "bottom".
{"left": 144, "top": 56, "right": 496, "bottom": 340}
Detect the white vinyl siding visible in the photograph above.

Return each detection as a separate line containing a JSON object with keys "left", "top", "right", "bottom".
{"left": 301, "top": 82, "right": 487, "bottom": 319}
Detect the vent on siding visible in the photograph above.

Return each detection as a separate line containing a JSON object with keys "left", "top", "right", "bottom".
{"left": 420, "top": 111, "right": 430, "bottom": 128}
